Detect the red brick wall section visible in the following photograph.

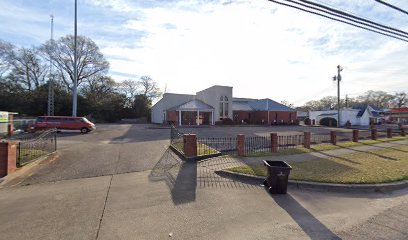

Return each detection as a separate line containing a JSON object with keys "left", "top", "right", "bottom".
{"left": 237, "top": 134, "right": 245, "bottom": 156}
{"left": 270, "top": 133, "right": 278, "bottom": 152}
{"left": 0, "top": 142, "right": 17, "bottom": 178}
{"left": 303, "top": 132, "right": 311, "bottom": 149}
{"left": 183, "top": 134, "right": 197, "bottom": 158}
{"left": 233, "top": 111, "right": 297, "bottom": 125}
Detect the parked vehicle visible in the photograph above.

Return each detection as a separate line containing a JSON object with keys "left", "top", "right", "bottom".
{"left": 34, "top": 116, "right": 96, "bottom": 133}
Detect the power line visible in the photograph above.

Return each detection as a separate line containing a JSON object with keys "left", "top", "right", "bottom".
{"left": 266, "top": 0, "right": 408, "bottom": 42}
{"left": 296, "top": 0, "right": 408, "bottom": 36}
{"left": 374, "top": 0, "right": 408, "bottom": 15}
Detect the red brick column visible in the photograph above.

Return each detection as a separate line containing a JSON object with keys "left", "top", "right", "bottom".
{"left": 330, "top": 131, "right": 337, "bottom": 145}
{"left": 400, "top": 127, "right": 405, "bottom": 137}
{"left": 0, "top": 142, "right": 17, "bottom": 178}
{"left": 371, "top": 128, "right": 377, "bottom": 140}
{"left": 387, "top": 128, "right": 392, "bottom": 138}
{"left": 352, "top": 130, "right": 359, "bottom": 142}
{"left": 183, "top": 134, "right": 197, "bottom": 158}
{"left": 303, "top": 132, "right": 311, "bottom": 149}
{"left": 270, "top": 133, "right": 278, "bottom": 153}
{"left": 237, "top": 134, "right": 245, "bottom": 157}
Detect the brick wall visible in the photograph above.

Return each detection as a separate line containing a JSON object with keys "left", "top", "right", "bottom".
{"left": 0, "top": 142, "right": 17, "bottom": 178}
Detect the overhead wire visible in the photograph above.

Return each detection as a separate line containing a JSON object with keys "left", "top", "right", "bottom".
{"left": 266, "top": 0, "right": 408, "bottom": 42}
{"left": 374, "top": 0, "right": 408, "bottom": 15}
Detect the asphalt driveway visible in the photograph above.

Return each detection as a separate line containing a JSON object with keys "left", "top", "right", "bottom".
{"left": 20, "top": 124, "right": 170, "bottom": 184}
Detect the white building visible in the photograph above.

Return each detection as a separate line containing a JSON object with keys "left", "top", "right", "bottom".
{"left": 308, "top": 105, "right": 385, "bottom": 126}
{"left": 151, "top": 85, "right": 297, "bottom": 126}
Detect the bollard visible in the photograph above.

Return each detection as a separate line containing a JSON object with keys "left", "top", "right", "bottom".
{"left": 330, "top": 131, "right": 337, "bottom": 145}
{"left": 352, "top": 129, "right": 359, "bottom": 142}
{"left": 371, "top": 128, "right": 377, "bottom": 140}
{"left": 387, "top": 128, "right": 392, "bottom": 138}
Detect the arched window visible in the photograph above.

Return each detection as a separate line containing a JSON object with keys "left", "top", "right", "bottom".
{"left": 219, "top": 95, "right": 229, "bottom": 119}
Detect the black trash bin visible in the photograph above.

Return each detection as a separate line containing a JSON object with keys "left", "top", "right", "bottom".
{"left": 263, "top": 160, "right": 292, "bottom": 194}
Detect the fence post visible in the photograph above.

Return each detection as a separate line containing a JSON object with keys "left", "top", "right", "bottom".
{"left": 352, "top": 129, "right": 359, "bottom": 142}
{"left": 270, "top": 133, "right": 278, "bottom": 153}
{"left": 386, "top": 128, "right": 392, "bottom": 138}
{"left": 0, "top": 142, "right": 17, "bottom": 178}
{"left": 401, "top": 127, "right": 406, "bottom": 137}
{"left": 54, "top": 129, "right": 57, "bottom": 151}
{"left": 330, "top": 131, "right": 337, "bottom": 145}
{"left": 303, "top": 132, "right": 311, "bottom": 149}
{"left": 237, "top": 134, "right": 245, "bottom": 157}
{"left": 183, "top": 134, "right": 197, "bottom": 158}
{"left": 371, "top": 128, "right": 377, "bottom": 140}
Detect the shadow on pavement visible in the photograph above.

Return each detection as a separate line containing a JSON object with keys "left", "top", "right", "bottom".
{"left": 270, "top": 192, "right": 341, "bottom": 240}
{"left": 148, "top": 148, "right": 197, "bottom": 205}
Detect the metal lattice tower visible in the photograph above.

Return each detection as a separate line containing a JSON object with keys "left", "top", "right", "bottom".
{"left": 47, "top": 15, "right": 55, "bottom": 116}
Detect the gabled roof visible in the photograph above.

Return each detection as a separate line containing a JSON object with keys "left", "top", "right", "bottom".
{"left": 249, "top": 99, "right": 296, "bottom": 112}
{"left": 168, "top": 99, "right": 214, "bottom": 111}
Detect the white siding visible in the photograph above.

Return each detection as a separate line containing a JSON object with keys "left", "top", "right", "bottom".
{"left": 151, "top": 93, "right": 195, "bottom": 124}
{"left": 196, "top": 86, "right": 232, "bottom": 120}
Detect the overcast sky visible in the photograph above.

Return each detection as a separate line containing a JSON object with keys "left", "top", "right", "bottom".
{"left": 1, "top": 0, "right": 407, "bottom": 105}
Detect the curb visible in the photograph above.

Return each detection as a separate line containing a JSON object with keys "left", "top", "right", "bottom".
{"left": 215, "top": 170, "right": 408, "bottom": 193}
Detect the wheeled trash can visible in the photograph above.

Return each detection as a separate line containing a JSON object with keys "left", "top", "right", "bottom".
{"left": 263, "top": 160, "right": 292, "bottom": 194}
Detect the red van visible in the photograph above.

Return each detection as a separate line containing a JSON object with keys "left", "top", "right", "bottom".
{"left": 34, "top": 116, "right": 96, "bottom": 133}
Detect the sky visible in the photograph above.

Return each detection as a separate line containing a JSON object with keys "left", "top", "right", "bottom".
{"left": 1, "top": 0, "right": 407, "bottom": 106}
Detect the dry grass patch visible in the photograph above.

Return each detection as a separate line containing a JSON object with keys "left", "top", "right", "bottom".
{"left": 228, "top": 145, "right": 408, "bottom": 184}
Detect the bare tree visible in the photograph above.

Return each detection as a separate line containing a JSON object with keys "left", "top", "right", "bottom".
{"left": 8, "top": 47, "right": 47, "bottom": 91}
{"left": 139, "top": 75, "right": 162, "bottom": 102}
{"left": 81, "top": 75, "right": 116, "bottom": 100}
{"left": 393, "top": 92, "right": 407, "bottom": 108}
{"left": 0, "top": 39, "right": 14, "bottom": 78}
{"left": 42, "top": 35, "right": 109, "bottom": 91}
{"left": 118, "top": 79, "right": 140, "bottom": 107}
{"left": 357, "top": 90, "right": 393, "bottom": 108}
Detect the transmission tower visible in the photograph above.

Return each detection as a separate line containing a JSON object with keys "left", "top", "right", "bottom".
{"left": 47, "top": 15, "right": 55, "bottom": 116}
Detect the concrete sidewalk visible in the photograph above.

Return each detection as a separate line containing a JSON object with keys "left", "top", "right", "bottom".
{"left": 1, "top": 169, "right": 407, "bottom": 240}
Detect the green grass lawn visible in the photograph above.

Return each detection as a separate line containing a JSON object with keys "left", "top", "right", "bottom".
{"left": 244, "top": 136, "right": 408, "bottom": 157}
{"left": 228, "top": 145, "right": 408, "bottom": 184}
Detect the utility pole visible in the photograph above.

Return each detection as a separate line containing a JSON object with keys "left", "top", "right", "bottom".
{"left": 47, "top": 15, "right": 55, "bottom": 116}
{"left": 72, "top": 0, "right": 78, "bottom": 117}
{"left": 345, "top": 94, "right": 349, "bottom": 108}
{"left": 333, "top": 65, "right": 343, "bottom": 127}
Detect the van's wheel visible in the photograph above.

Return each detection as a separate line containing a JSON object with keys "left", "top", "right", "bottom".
{"left": 80, "top": 128, "right": 89, "bottom": 134}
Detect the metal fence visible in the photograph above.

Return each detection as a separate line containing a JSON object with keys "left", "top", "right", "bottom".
{"left": 198, "top": 137, "right": 236, "bottom": 156}
{"left": 278, "top": 135, "right": 304, "bottom": 149}
{"left": 245, "top": 136, "right": 270, "bottom": 154}
{"left": 17, "top": 128, "right": 57, "bottom": 166}
{"left": 170, "top": 125, "right": 184, "bottom": 154}
{"left": 311, "top": 134, "right": 331, "bottom": 144}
